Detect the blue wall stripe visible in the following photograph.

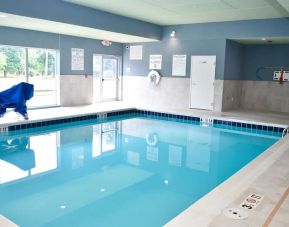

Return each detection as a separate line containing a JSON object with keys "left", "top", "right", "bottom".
{"left": 0, "top": 27, "right": 123, "bottom": 75}
{"left": 0, "top": 0, "right": 161, "bottom": 40}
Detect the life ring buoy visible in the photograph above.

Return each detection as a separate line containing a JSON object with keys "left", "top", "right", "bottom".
{"left": 146, "top": 133, "right": 158, "bottom": 146}
{"left": 148, "top": 70, "right": 161, "bottom": 85}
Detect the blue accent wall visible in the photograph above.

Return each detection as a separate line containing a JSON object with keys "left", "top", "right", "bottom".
{"left": 0, "top": 27, "right": 123, "bottom": 75}
{"left": 243, "top": 44, "right": 289, "bottom": 81}
{"left": 59, "top": 35, "right": 123, "bottom": 75}
{"left": 162, "top": 18, "right": 289, "bottom": 40}
{"left": 0, "top": 0, "right": 161, "bottom": 40}
{"left": 224, "top": 40, "right": 244, "bottom": 80}
{"left": 124, "top": 18, "right": 289, "bottom": 80}
{"left": 123, "top": 39, "right": 226, "bottom": 79}
{"left": 0, "top": 27, "right": 60, "bottom": 49}
{"left": 2, "top": 17, "right": 289, "bottom": 80}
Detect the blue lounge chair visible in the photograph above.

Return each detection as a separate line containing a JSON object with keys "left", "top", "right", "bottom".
{"left": 0, "top": 82, "right": 34, "bottom": 120}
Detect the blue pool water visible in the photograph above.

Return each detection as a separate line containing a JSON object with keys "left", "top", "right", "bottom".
{"left": 0, "top": 115, "right": 281, "bottom": 227}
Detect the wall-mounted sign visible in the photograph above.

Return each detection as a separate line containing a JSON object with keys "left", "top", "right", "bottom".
{"left": 172, "top": 55, "right": 186, "bottom": 76}
{"left": 129, "top": 45, "right": 143, "bottom": 60}
{"left": 149, "top": 55, "right": 162, "bottom": 70}
{"left": 71, "top": 48, "right": 84, "bottom": 71}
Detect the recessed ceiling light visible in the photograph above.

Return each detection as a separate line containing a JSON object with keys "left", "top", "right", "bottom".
{"left": 0, "top": 14, "right": 7, "bottom": 18}
{"left": 170, "top": 31, "right": 176, "bottom": 37}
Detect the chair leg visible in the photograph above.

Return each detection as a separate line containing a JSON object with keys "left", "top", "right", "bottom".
{"left": 24, "top": 114, "right": 29, "bottom": 120}
{"left": 0, "top": 107, "right": 6, "bottom": 117}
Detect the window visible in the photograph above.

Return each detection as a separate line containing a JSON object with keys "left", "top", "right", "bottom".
{"left": 0, "top": 45, "right": 59, "bottom": 108}
{"left": 0, "top": 46, "right": 26, "bottom": 90}
{"left": 27, "top": 48, "right": 58, "bottom": 107}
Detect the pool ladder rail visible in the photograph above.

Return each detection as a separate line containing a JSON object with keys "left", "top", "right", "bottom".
{"left": 200, "top": 117, "right": 213, "bottom": 127}
{"left": 282, "top": 127, "right": 289, "bottom": 138}
{"left": 97, "top": 113, "right": 107, "bottom": 119}
{"left": 0, "top": 126, "right": 9, "bottom": 133}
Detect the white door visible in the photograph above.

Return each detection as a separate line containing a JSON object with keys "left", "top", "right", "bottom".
{"left": 190, "top": 56, "right": 216, "bottom": 110}
{"left": 93, "top": 55, "right": 120, "bottom": 102}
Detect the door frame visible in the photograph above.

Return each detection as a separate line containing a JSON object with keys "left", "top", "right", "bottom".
{"left": 93, "top": 54, "right": 122, "bottom": 102}
{"left": 189, "top": 55, "right": 216, "bottom": 110}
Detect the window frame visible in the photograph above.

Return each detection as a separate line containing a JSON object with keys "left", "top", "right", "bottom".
{"left": 0, "top": 44, "right": 60, "bottom": 109}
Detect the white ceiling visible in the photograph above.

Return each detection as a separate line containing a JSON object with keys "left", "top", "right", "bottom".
{"left": 65, "top": 0, "right": 289, "bottom": 25}
{"left": 0, "top": 13, "right": 158, "bottom": 43}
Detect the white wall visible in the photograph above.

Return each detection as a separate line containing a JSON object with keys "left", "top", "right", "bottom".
{"left": 60, "top": 75, "right": 93, "bottom": 106}
{"left": 241, "top": 80, "right": 289, "bottom": 113}
{"left": 221, "top": 80, "right": 242, "bottom": 111}
{"left": 58, "top": 75, "right": 289, "bottom": 114}
{"left": 123, "top": 76, "right": 224, "bottom": 111}
{"left": 221, "top": 80, "right": 289, "bottom": 113}
{"left": 123, "top": 76, "right": 190, "bottom": 109}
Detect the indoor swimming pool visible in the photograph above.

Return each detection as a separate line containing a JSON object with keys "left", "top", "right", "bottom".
{"left": 0, "top": 113, "right": 282, "bottom": 227}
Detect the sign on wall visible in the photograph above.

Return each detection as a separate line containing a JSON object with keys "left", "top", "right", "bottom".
{"left": 172, "top": 55, "right": 187, "bottom": 76}
{"left": 129, "top": 45, "right": 143, "bottom": 60}
{"left": 71, "top": 48, "right": 84, "bottom": 71}
{"left": 149, "top": 55, "right": 162, "bottom": 70}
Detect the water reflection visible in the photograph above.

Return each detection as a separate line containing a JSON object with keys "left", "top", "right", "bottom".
{"left": 0, "top": 118, "right": 278, "bottom": 187}
{"left": 0, "top": 117, "right": 279, "bottom": 227}
{"left": 0, "top": 121, "right": 120, "bottom": 184}
{"left": 0, "top": 137, "right": 35, "bottom": 171}
{"left": 0, "top": 133, "right": 58, "bottom": 184}
{"left": 121, "top": 118, "right": 213, "bottom": 173}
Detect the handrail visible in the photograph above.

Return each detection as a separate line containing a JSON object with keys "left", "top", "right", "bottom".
{"left": 282, "top": 127, "right": 289, "bottom": 138}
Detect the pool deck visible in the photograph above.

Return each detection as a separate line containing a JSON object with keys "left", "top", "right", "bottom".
{"left": 0, "top": 102, "right": 289, "bottom": 227}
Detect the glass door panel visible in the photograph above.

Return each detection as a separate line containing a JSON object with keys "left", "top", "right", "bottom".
{"left": 101, "top": 122, "right": 116, "bottom": 153}
{"left": 102, "top": 57, "right": 117, "bottom": 100}
{"left": 93, "top": 55, "right": 102, "bottom": 103}
{"left": 93, "top": 55, "right": 119, "bottom": 102}
{"left": 27, "top": 48, "right": 58, "bottom": 107}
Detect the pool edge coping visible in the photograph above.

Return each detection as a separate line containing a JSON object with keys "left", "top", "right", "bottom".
{"left": 1, "top": 106, "right": 289, "bottom": 226}
{"left": 1, "top": 107, "right": 288, "bottom": 135}
{"left": 165, "top": 129, "right": 289, "bottom": 227}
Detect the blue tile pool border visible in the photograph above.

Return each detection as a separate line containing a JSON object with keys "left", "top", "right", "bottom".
{"left": 2, "top": 108, "right": 287, "bottom": 135}
{"left": 212, "top": 119, "right": 285, "bottom": 134}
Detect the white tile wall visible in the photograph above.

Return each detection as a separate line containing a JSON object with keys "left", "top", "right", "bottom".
{"left": 60, "top": 75, "right": 93, "bottom": 106}
{"left": 221, "top": 80, "right": 289, "bottom": 113}
{"left": 123, "top": 76, "right": 223, "bottom": 111}
{"left": 123, "top": 76, "right": 190, "bottom": 109}
{"left": 222, "top": 80, "right": 242, "bottom": 111}
{"left": 213, "top": 80, "right": 224, "bottom": 112}
{"left": 241, "top": 80, "right": 289, "bottom": 113}
{"left": 58, "top": 75, "right": 289, "bottom": 113}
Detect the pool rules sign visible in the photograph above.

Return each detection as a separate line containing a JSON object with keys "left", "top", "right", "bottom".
{"left": 71, "top": 48, "right": 84, "bottom": 71}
